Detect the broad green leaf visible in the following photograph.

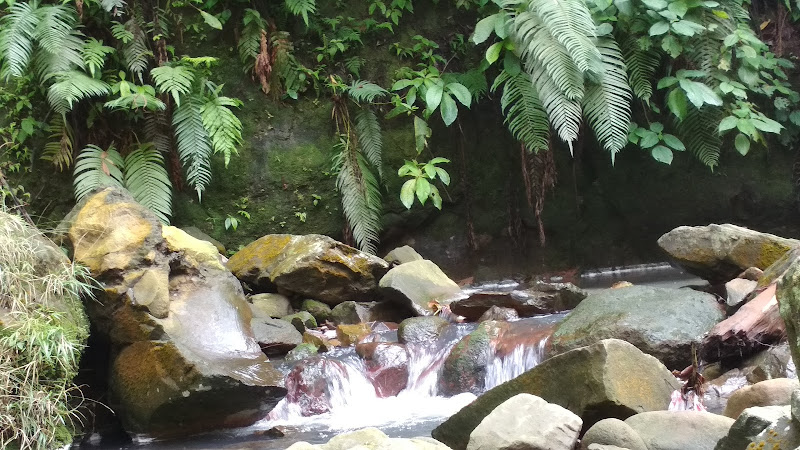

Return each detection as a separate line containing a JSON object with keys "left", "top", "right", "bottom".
{"left": 495, "top": 12, "right": 508, "bottom": 39}
{"left": 642, "top": 0, "right": 667, "bottom": 9}
{"left": 200, "top": 11, "right": 223, "bottom": 30}
{"left": 615, "top": 0, "right": 633, "bottom": 14}
{"left": 657, "top": 77, "right": 678, "bottom": 89}
{"left": 751, "top": 117, "right": 783, "bottom": 134}
{"left": 504, "top": 52, "right": 521, "bottom": 76}
{"left": 667, "top": 89, "right": 688, "bottom": 120}
{"left": 712, "top": 8, "right": 728, "bottom": 18}
{"left": 424, "top": 163, "right": 436, "bottom": 178}
{"left": 719, "top": 82, "right": 733, "bottom": 93}
{"left": 485, "top": 42, "right": 503, "bottom": 64}
{"left": 597, "top": 23, "right": 613, "bottom": 36}
{"left": 414, "top": 116, "right": 431, "bottom": 153}
{"left": 440, "top": 93, "right": 458, "bottom": 126}
{"left": 668, "top": 1, "right": 688, "bottom": 17}
{"left": 662, "top": 134, "right": 685, "bottom": 151}
{"left": 392, "top": 79, "right": 415, "bottom": 91}
{"left": 651, "top": 145, "right": 673, "bottom": 164}
{"left": 723, "top": 34, "right": 739, "bottom": 47}
{"left": 649, "top": 21, "right": 670, "bottom": 36}
{"left": 429, "top": 157, "right": 450, "bottom": 164}
{"left": 446, "top": 83, "right": 472, "bottom": 107}
{"left": 400, "top": 178, "right": 416, "bottom": 209}
{"left": 640, "top": 131, "right": 659, "bottom": 148}
{"left": 734, "top": 133, "right": 750, "bottom": 155}
{"left": 473, "top": 14, "right": 498, "bottom": 44}
{"left": 671, "top": 20, "right": 703, "bottom": 36}
{"left": 789, "top": 110, "right": 800, "bottom": 126}
{"left": 435, "top": 167, "right": 450, "bottom": 185}
{"left": 737, "top": 118, "right": 757, "bottom": 138}
{"left": 415, "top": 177, "right": 431, "bottom": 204}
{"left": 431, "top": 185, "right": 442, "bottom": 209}
{"left": 650, "top": 122, "right": 664, "bottom": 133}
{"left": 425, "top": 83, "right": 443, "bottom": 111}
{"left": 718, "top": 116, "right": 738, "bottom": 132}
{"left": 741, "top": 46, "right": 757, "bottom": 59}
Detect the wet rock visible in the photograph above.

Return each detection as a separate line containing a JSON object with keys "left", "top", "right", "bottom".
{"left": 379, "top": 260, "right": 461, "bottom": 316}
{"left": 624, "top": 411, "right": 734, "bottom": 450}
{"left": 282, "top": 311, "right": 317, "bottom": 332}
{"left": 741, "top": 342, "right": 795, "bottom": 384}
{"left": 337, "top": 323, "right": 372, "bottom": 346}
{"left": 330, "top": 300, "right": 411, "bottom": 325}
{"left": 181, "top": 226, "right": 225, "bottom": 255}
{"left": 715, "top": 405, "right": 800, "bottom": 450}
{"left": 303, "top": 329, "right": 338, "bottom": 351}
{"left": 725, "top": 278, "right": 758, "bottom": 310}
{"left": 723, "top": 378, "right": 799, "bottom": 419}
{"left": 286, "top": 342, "right": 319, "bottom": 361}
{"left": 704, "top": 368, "right": 751, "bottom": 415}
{"left": 449, "top": 283, "right": 586, "bottom": 321}
{"left": 467, "top": 394, "right": 581, "bottom": 450}
{"left": 432, "top": 339, "right": 680, "bottom": 450}
{"left": 779, "top": 254, "right": 800, "bottom": 371}
{"left": 478, "top": 306, "right": 519, "bottom": 322}
{"left": 67, "top": 188, "right": 285, "bottom": 437}
{"left": 384, "top": 245, "right": 424, "bottom": 265}
{"left": 302, "top": 299, "right": 332, "bottom": 323}
{"left": 250, "top": 293, "right": 293, "bottom": 318}
{"left": 398, "top": 316, "right": 450, "bottom": 344}
{"left": 580, "top": 418, "right": 647, "bottom": 450}
{"left": 356, "top": 342, "right": 409, "bottom": 397}
{"left": 250, "top": 317, "right": 302, "bottom": 355}
{"left": 702, "top": 284, "right": 785, "bottom": 363}
{"left": 550, "top": 286, "right": 724, "bottom": 369}
{"left": 284, "top": 357, "right": 347, "bottom": 416}
{"left": 286, "top": 427, "right": 452, "bottom": 450}
{"left": 657, "top": 224, "right": 798, "bottom": 283}
{"left": 438, "top": 321, "right": 501, "bottom": 396}
{"left": 227, "top": 234, "right": 389, "bottom": 305}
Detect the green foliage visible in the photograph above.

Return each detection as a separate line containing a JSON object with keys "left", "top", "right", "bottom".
{"left": 398, "top": 158, "right": 450, "bottom": 209}
{"left": 174, "top": 93, "right": 213, "bottom": 200}
{"left": 493, "top": 70, "right": 549, "bottom": 152}
{"left": 285, "top": 0, "right": 316, "bottom": 27}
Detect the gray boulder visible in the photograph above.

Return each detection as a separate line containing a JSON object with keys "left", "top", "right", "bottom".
{"left": 302, "top": 299, "right": 333, "bottom": 323}
{"left": 281, "top": 311, "right": 317, "bottom": 332}
{"left": 715, "top": 405, "right": 800, "bottom": 450}
{"left": 658, "top": 224, "right": 798, "bottom": 282}
{"left": 250, "top": 293, "right": 293, "bottom": 318}
{"left": 625, "top": 411, "right": 734, "bottom": 450}
{"left": 432, "top": 339, "right": 679, "bottom": 450}
{"left": 723, "top": 378, "right": 799, "bottom": 419}
{"left": 449, "top": 282, "right": 586, "bottom": 321}
{"left": 581, "top": 418, "right": 647, "bottom": 450}
{"left": 779, "top": 255, "right": 800, "bottom": 374}
{"left": 467, "top": 394, "right": 581, "bottom": 450}
{"left": 227, "top": 234, "right": 390, "bottom": 305}
{"left": 286, "top": 427, "right": 451, "bottom": 449}
{"left": 549, "top": 285, "right": 724, "bottom": 369}
{"left": 330, "top": 300, "right": 411, "bottom": 325}
{"left": 379, "top": 260, "right": 461, "bottom": 316}
{"left": 384, "top": 245, "right": 424, "bottom": 264}
{"left": 398, "top": 316, "right": 450, "bottom": 344}
{"left": 250, "top": 317, "right": 302, "bottom": 355}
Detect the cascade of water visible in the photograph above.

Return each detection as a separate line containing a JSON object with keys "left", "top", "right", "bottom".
{"left": 484, "top": 335, "right": 549, "bottom": 390}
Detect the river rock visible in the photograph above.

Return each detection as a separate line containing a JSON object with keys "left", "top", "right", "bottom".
{"left": 778, "top": 254, "right": 800, "bottom": 373}
{"left": 657, "top": 224, "right": 798, "bottom": 282}
{"left": 715, "top": 405, "right": 800, "bottom": 450}
{"left": 398, "top": 316, "right": 450, "bottom": 344}
{"left": 725, "top": 278, "right": 758, "bottom": 310}
{"left": 66, "top": 188, "right": 285, "bottom": 437}
{"left": 624, "top": 411, "right": 734, "bottom": 450}
{"left": 449, "top": 283, "right": 586, "bottom": 321}
{"left": 282, "top": 311, "right": 317, "bottom": 332}
{"left": 330, "top": 300, "right": 411, "bottom": 325}
{"left": 384, "top": 245, "right": 424, "bottom": 264}
{"left": 432, "top": 339, "right": 680, "bottom": 450}
{"left": 467, "top": 393, "right": 581, "bottom": 450}
{"left": 549, "top": 286, "right": 724, "bottom": 369}
{"left": 286, "top": 342, "right": 319, "bottom": 361}
{"left": 284, "top": 357, "right": 350, "bottom": 416}
{"left": 286, "top": 428, "right": 452, "bottom": 450}
{"left": 251, "top": 317, "right": 302, "bottom": 355}
{"left": 250, "top": 293, "right": 293, "bottom": 318}
{"left": 438, "top": 321, "right": 505, "bottom": 396}
{"left": 723, "top": 378, "right": 799, "bottom": 418}
{"left": 379, "top": 260, "right": 461, "bottom": 316}
{"left": 227, "top": 234, "right": 390, "bottom": 304}
{"left": 580, "top": 418, "right": 647, "bottom": 450}
{"left": 302, "top": 299, "right": 333, "bottom": 323}
{"left": 356, "top": 342, "right": 409, "bottom": 397}
{"left": 478, "top": 306, "right": 519, "bottom": 322}
{"left": 337, "top": 323, "right": 372, "bottom": 346}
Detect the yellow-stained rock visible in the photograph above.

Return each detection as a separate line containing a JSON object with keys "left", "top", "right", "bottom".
{"left": 162, "top": 226, "right": 224, "bottom": 270}
{"left": 336, "top": 323, "right": 372, "bottom": 346}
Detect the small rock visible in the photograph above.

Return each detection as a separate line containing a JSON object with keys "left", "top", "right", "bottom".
{"left": 281, "top": 311, "right": 317, "bottom": 332}
{"left": 581, "top": 418, "right": 647, "bottom": 450}
{"left": 379, "top": 260, "right": 461, "bottom": 316}
{"left": 725, "top": 278, "right": 758, "bottom": 309}
{"left": 286, "top": 342, "right": 319, "bottom": 361}
{"left": 467, "top": 394, "right": 581, "bottom": 450}
{"left": 625, "top": 411, "right": 734, "bottom": 450}
{"left": 398, "top": 316, "right": 450, "bottom": 344}
{"left": 384, "top": 246, "right": 424, "bottom": 265}
{"left": 356, "top": 342, "right": 409, "bottom": 397}
{"left": 478, "top": 306, "right": 518, "bottom": 322}
{"left": 301, "top": 299, "right": 332, "bottom": 323}
{"left": 738, "top": 267, "right": 764, "bottom": 281}
{"left": 250, "top": 293, "right": 293, "bottom": 318}
{"left": 337, "top": 323, "right": 372, "bottom": 346}
{"left": 250, "top": 318, "right": 302, "bottom": 355}
{"left": 330, "top": 300, "right": 411, "bottom": 325}
{"left": 723, "top": 378, "right": 800, "bottom": 419}
{"left": 325, "top": 427, "right": 389, "bottom": 450}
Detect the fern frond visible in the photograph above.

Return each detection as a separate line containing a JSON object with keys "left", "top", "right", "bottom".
{"left": 104, "top": 83, "right": 165, "bottom": 111}
{"left": 144, "top": 110, "right": 172, "bottom": 154}
{"left": 285, "top": 0, "right": 316, "bottom": 26}
{"left": 453, "top": 69, "right": 488, "bottom": 101}
{"left": 73, "top": 144, "right": 125, "bottom": 201}
{"left": 621, "top": 35, "right": 660, "bottom": 103}
{"left": 495, "top": 71, "right": 550, "bottom": 152}
{"left": 41, "top": 115, "right": 74, "bottom": 171}
{"left": 47, "top": 70, "right": 111, "bottom": 114}
{"left": 101, "top": 0, "right": 126, "bottom": 16}
{"left": 583, "top": 38, "right": 632, "bottom": 159}
{"left": 335, "top": 138, "right": 382, "bottom": 254}
{"left": 676, "top": 106, "right": 722, "bottom": 168}
{"left": 527, "top": 0, "right": 601, "bottom": 73}
{"left": 347, "top": 80, "right": 387, "bottom": 103}
{"left": 173, "top": 93, "right": 213, "bottom": 199}
{"left": 0, "top": 1, "right": 40, "bottom": 80}
{"left": 119, "top": 17, "right": 151, "bottom": 82}
{"left": 238, "top": 8, "right": 266, "bottom": 71}
{"left": 150, "top": 65, "right": 195, "bottom": 106}
{"left": 33, "top": 4, "right": 84, "bottom": 75}
{"left": 82, "top": 38, "right": 115, "bottom": 78}
{"left": 529, "top": 62, "right": 582, "bottom": 146}
{"left": 354, "top": 108, "right": 383, "bottom": 178}
{"left": 201, "top": 94, "right": 242, "bottom": 167}
{"left": 124, "top": 144, "right": 172, "bottom": 224}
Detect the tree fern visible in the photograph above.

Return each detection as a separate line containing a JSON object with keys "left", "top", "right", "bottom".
{"left": 124, "top": 144, "right": 172, "bottom": 224}
{"left": 527, "top": 0, "right": 600, "bottom": 74}
{"left": 173, "top": 93, "right": 213, "bottom": 199}
{"left": 285, "top": 0, "right": 316, "bottom": 27}
{"left": 354, "top": 108, "right": 383, "bottom": 178}
{"left": 201, "top": 91, "right": 243, "bottom": 167}
{"left": 151, "top": 65, "right": 194, "bottom": 106}
{"left": 73, "top": 144, "right": 125, "bottom": 201}
{"left": 33, "top": 4, "right": 84, "bottom": 77}
{"left": 493, "top": 70, "right": 550, "bottom": 152}
{"left": 621, "top": 35, "right": 660, "bottom": 104}
{"left": 334, "top": 137, "right": 382, "bottom": 254}
{"left": 47, "top": 70, "right": 111, "bottom": 114}
{"left": 529, "top": 62, "right": 583, "bottom": 147}
{"left": 0, "top": 1, "right": 39, "bottom": 80}
{"left": 676, "top": 106, "right": 722, "bottom": 168}
{"left": 583, "top": 38, "right": 632, "bottom": 159}
{"left": 41, "top": 115, "right": 74, "bottom": 171}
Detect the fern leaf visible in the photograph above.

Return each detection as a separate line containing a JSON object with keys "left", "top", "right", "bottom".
{"left": 0, "top": 1, "right": 40, "bottom": 80}
{"left": 529, "top": 62, "right": 582, "bottom": 146}
{"left": 583, "top": 38, "right": 632, "bottom": 159}
{"left": 73, "top": 144, "right": 125, "bottom": 201}
{"left": 41, "top": 115, "right": 74, "bottom": 171}
{"left": 676, "top": 106, "right": 721, "bottom": 169}
{"left": 119, "top": 17, "right": 151, "bottom": 82}
{"left": 495, "top": 71, "right": 550, "bottom": 152}
{"left": 621, "top": 35, "right": 659, "bottom": 103}
{"left": 201, "top": 94, "right": 243, "bottom": 167}
{"left": 82, "top": 38, "right": 115, "bottom": 78}
{"left": 47, "top": 70, "right": 111, "bottom": 114}
{"left": 33, "top": 4, "right": 84, "bottom": 75}
{"left": 285, "top": 0, "right": 316, "bottom": 26}
{"left": 335, "top": 138, "right": 382, "bottom": 254}
{"left": 354, "top": 108, "right": 383, "bottom": 178}
{"left": 151, "top": 65, "right": 195, "bottom": 106}
{"left": 527, "top": 0, "right": 601, "bottom": 74}
{"left": 124, "top": 144, "right": 172, "bottom": 224}
{"left": 238, "top": 8, "right": 266, "bottom": 71}
{"left": 101, "top": 0, "right": 127, "bottom": 16}
{"left": 173, "top": 93, "right": 213, "bottom": 199}
{"left": 144, "top": 110, "right": 172, "bottom": 154}
{"left": 347, "top": 80, "right": 387, "bottom": 103}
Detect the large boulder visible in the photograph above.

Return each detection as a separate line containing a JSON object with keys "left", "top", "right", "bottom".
{"left": 466, "top": 394, "right": 581, "bottom": 450}
{"left": 658, "top": 224, "right": 798, "bottom": 282}
{"left": 379, "top": 260, "right": 461, "bottom": 316}
{"left": 549, "top": 285, "right": 724, "bottom": 369}
{"left": 580, "top": 418, "right": 647, "bottom": 450}
{"left": 384, "top": 245, "right": 424, "bottom": 264}
{"left": 715, "top": 405, "right": 800, "bottom": 450}
{"left": 723, "top": 378, "right": 799, "bottom": 419}
{"left": 432, "top": 339, "right": 680, "bottom": 450}
{"left": 250, "top": 317, "right": 303, "bottom": 355}
{"left": 66, "top": 188, "right": 285, "bottom": 437}
{"left": 286, "top": 428, "right": 451, "bottom": 450}
{"left": 438, "top": 321, "right": 500, "bottom": 396}
{"left": 448, "top": 282, "right": 587, "bottom": 321}
{"left": 778, "top": 254, "right": 800, "bottom": 372}
{"left": 624, "top": 411, "right": 734, "bottom": 450}
{"left": 227, "top": 234, "right": 390, "bottom": 305}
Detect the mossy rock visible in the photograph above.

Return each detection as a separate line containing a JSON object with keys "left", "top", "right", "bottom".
{"left": 302, "top": 299, "right": 332, "bottom": 323}
{"left": 282, "top": 311, "right": 317, "bottom": 332}
{"left": 286, "top": 343, "right": 319, "bottom": 361}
